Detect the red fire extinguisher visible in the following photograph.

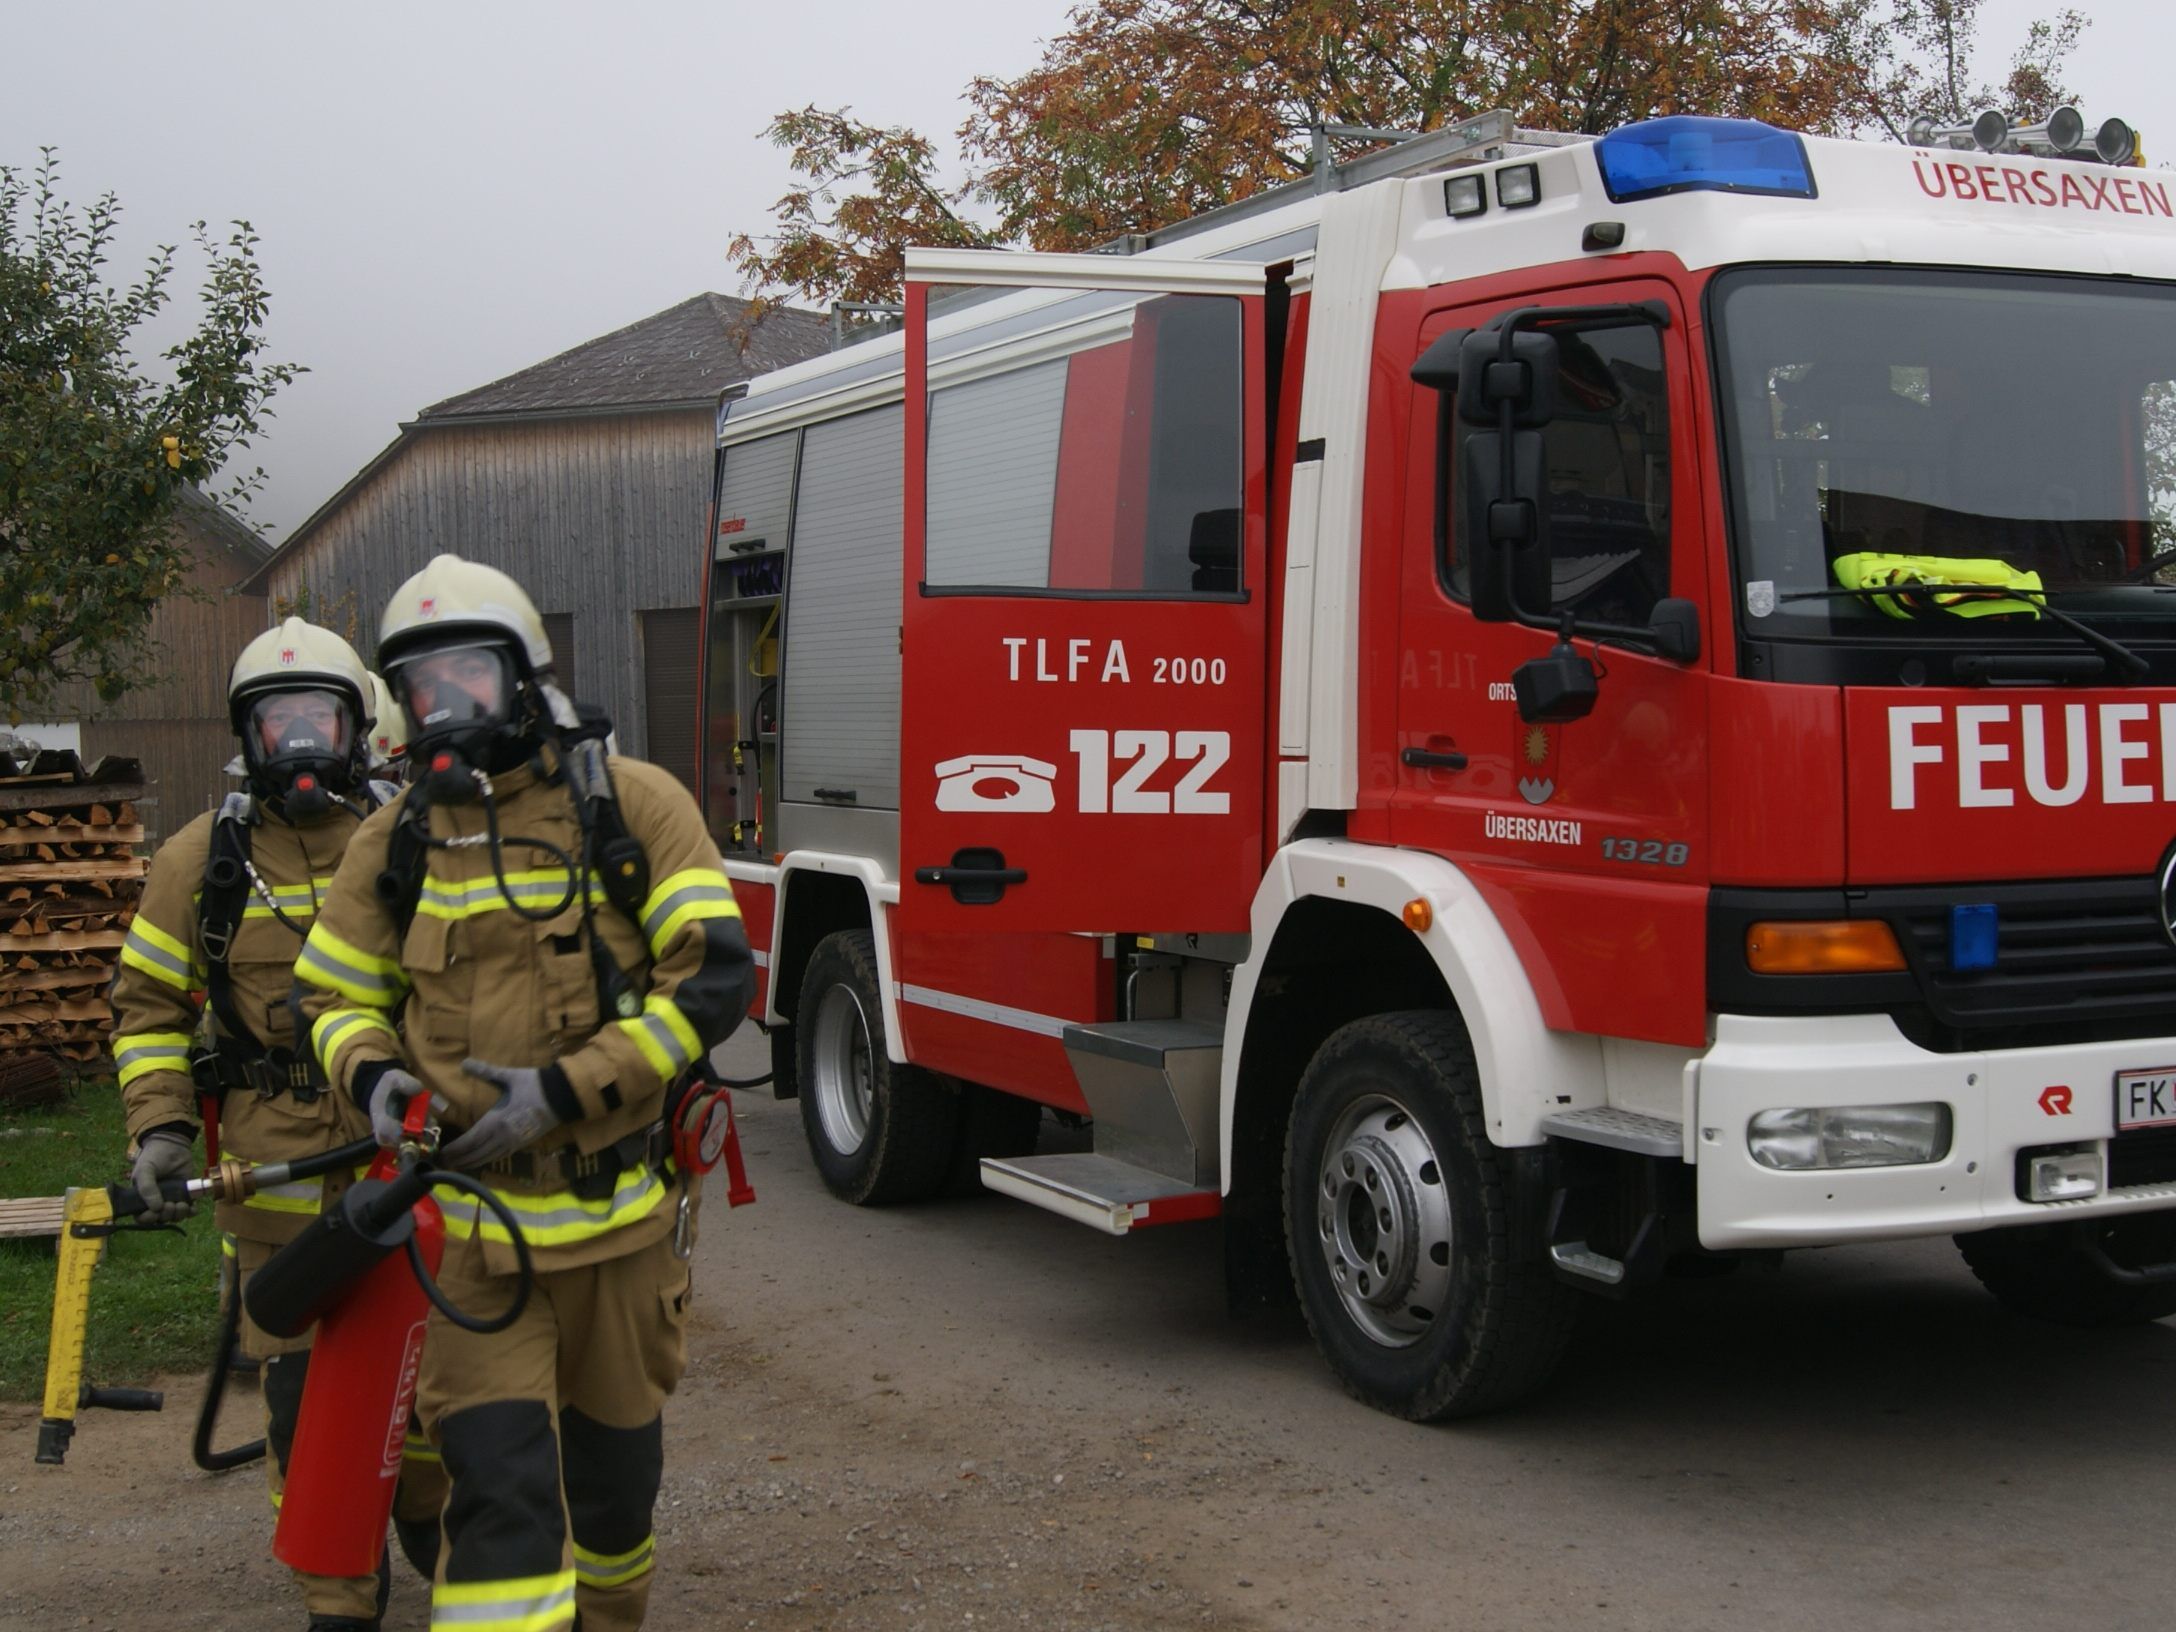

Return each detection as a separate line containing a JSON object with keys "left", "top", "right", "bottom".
{"left": 269, "top": 1098, "right": 444, "bottom": 1579}
{"left": 247, "top": 1097, "right": 536, "bottom": 1577}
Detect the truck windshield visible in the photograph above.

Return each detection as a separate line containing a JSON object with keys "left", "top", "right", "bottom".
{"left": 1712, "top": 268, "right": 2176, "bottom": 653}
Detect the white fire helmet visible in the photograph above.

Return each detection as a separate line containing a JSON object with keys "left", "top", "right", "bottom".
{"left": 365, "top": 671, "right": 409, "bottom": 767}
{"left": 227, "top": 617, "right": 373, "bottom": 806}
{"left": 377, "top": 554, "right": 553, "bottom": 678}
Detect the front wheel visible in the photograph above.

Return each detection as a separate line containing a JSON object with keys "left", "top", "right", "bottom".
{"left": 1957, "top": 1214, "right": 2176, "bottom": 1327}
{"left": 795, "top": 930, "right": 959, "bottom": 1204}
{"left": 1284, "top": 1012, "right": 1577, "bottom": 1420}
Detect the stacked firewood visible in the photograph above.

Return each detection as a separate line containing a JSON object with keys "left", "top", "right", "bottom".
{"left": 0, "top": 751, "right": 148, "bottom": 1074}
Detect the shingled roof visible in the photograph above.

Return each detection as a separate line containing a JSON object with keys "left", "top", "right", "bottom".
{"left": 172, "top": 484, "right": 273, "bottom": 563}
{"left": 418, "top": 293, "right": 831, "bottom": 421}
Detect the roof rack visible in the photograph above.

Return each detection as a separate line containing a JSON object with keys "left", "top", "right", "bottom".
{"left": 1093, "top": 110, "right": 1572, "bottom": 255}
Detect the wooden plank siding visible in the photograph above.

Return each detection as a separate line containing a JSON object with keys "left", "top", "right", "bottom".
{"left": 48, "top": 514, "right": 272, "bottom": 847}
{"left": 257, "top": 411, "right": 712, "bottom": 761}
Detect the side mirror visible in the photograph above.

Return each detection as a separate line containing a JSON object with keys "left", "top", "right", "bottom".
{"left": 1456, "top": 329, "right": 1557, "bottom": 429}
{"left": 1645, "top": 597, "right": 1700, "bottom": 663}
{"left": 1460, "top": 429, "right": 1551, "bottom": 623}
{"left": 1409, "top": 327, "right": 1470, "bottom": 393}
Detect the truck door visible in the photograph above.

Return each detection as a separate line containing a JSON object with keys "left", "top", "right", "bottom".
{"left": 1389, "top": 280, "right": 1713, "bottom": 1047}
{"left": 900, "top": 249, "right": 1275, "bottom": 934}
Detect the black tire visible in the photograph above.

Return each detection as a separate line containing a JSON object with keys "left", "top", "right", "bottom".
{"left": 1956, "top": 1214, "right": 2176, "bottom": 1327}
{"left": 1284, "top": 1012, "right": 1577, "bottom": 1420}
{"left": 946, "top": 1083, "right": 1045, "bottom": 1195}
{"left": 795, "top": 930, "right": 959, "bottom": 1204}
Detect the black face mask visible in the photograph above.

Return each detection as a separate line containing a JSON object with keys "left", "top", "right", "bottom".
{"left": 241, "top": 689, "right": 359, "bottom": 816}
{"left": 390, "top": 643, "right": 535, "bottom": 797}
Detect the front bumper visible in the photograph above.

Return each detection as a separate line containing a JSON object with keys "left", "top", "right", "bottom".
{"left": 1693, "top": 1013, "right": 2176, "bottom": 1250}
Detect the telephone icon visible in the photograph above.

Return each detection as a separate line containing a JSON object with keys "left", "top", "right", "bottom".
{"left": 933, "top": 754, "right": 1059, "bottom": 813}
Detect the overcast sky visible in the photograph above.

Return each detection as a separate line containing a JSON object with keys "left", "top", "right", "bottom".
{"left": 5, "top": 0, "right": 2167, "bottom": 541}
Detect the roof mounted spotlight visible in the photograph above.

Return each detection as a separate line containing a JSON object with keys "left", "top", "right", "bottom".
{"left": 1907, "top": 105, "right": 2139, "bottom": 165}
{"left": 2093, "top": 117, "right": 2138, "bottom": 165}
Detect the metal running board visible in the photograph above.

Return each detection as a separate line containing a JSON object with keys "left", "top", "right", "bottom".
{"left": 1549, "top": 1241, "right": 1628, "bottom": 1286}
{"left": 1542, "top": 1106, "right": 1685, "bottom": 1159}
{"left": 979, "top": 1154, "right": 1220, "bottom": 1236}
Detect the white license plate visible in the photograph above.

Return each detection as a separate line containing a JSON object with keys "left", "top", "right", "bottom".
{"left": 2115, "top": 1067, "right": 2176, "bottom": 1131}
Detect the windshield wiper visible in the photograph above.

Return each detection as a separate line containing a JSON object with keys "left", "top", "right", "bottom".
{"left": 1779, "top": 586, "right": 2151, "bottom": 680}
{"left": 2120, "top": 545, "right": 2176, "bottom": 584}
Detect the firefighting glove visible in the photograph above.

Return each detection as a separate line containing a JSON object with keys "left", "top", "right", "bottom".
{"left": 130, "top": 1128, "right": 197, "bottom": 1225}
{"left": 365, "top": 1066, "right": 430, "bottom": 1149}
{"left": 440, "top": 1059, "right": 568, "bottom": 1170}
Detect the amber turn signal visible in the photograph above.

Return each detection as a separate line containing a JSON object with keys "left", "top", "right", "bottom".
{"left": 1402, "top": 897, "right": 1433, "bottom": 933}
{"left": 1746, "top": 919, "right": 1906, "bottom": 974}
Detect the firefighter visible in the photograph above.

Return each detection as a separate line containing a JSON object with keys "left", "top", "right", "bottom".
{"left": 114, "top": 617, "right": 435, "bottom": 1630}
{"left": 365, "top": 671, "right": 409, "bottom": 774}
{"left": 295, "top": 555, "right": 753, "bottom": 1632}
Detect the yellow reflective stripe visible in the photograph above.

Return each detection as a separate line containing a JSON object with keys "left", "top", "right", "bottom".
{"left": 220, "top": 1233, "right": 238, "bottom": 1259}
{"left": 572, "top": 1534, "right": 654, "bottom": 1587}
{"left": 113, "top": 1030, "right": 194, "bottom": 1088}
{"left": 414, "top": 869, "right": 606, "bottom": 922}
{"left": 121, "top": 916, "right": 199, "bottom": 989}
{"left": 616, "top": 1015, "right": 679, "bottom": 1080}
{"left": 649, "top": 995, "right": 702, "bottom": 1062}
{"left": 430, "top": 1568, "right": 577, "bottom": 1631}
{"left": 311, "top": 1006, "right": 398, "bottom": 1072}
{"left": 403, "top": 1433, "right": 442, "bottom": 1464}
{"left": 638, "top": 868, "right": 740, "bottom": 953}
{"left": 436, "top": 1165, "right": 668, "bottom": 1248}
{"left": 242, "top": 1175, "right": 324, "bottom": 1215}
{"left": 297, "top": 924, "right": 408, "bottom": 1005}
{"left": 614, "top": 994, "right": 702, "bottom": 1081}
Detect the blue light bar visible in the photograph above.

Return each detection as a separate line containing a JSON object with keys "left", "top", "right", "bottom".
{"left": 1595, "top": 116, "right": 1817, "bottom": 204}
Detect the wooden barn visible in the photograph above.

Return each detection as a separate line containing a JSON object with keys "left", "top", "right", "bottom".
{"left": 49, "top": 487, "right": 273, "bottom": 846}
{"left": 243, "top": 294, "right": 830, "bottom": 789}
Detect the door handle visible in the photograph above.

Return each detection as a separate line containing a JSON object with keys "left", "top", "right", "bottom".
{"left": 914, "top": 847, "right": 1026, "bottom": 905}
{"left": 1401, "top": 747, "right": 1469, "bottom": 771}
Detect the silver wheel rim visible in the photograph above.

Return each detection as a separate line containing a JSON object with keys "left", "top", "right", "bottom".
{"left": 1314, "top": 1093, "right": 1454, "bottom": 1348}
{"left": 810, "top": 982, "right": 875, "bottom": 1155}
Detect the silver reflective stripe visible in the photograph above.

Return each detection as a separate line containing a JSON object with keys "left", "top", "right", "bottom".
{"left": 637, "top": 1014, "right": 693, "bottom": 1071}
{"left": 429, "top": 1582, "right": 577, "bottom": 1627}
{"left": 435, "top": 1167, "right": 668, "bottom": 1242}
{"left": 639, "top": 884, "right": 734, "bottom": 944}
{"left": 297, "top": 939, "right": 402, "bottom": 1000}
{"left": 122, "top": 927, "right": 193, "bottom": 982}
{"left": 113, "top": 1041, "right": 189, "bottom": 1071}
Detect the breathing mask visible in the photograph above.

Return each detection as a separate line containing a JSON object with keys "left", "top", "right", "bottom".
{"left": 241, "top": 688, "right": 359, "bottom": 817}
{"left": 387, "top": 640, "right": 536, "bottom": 800}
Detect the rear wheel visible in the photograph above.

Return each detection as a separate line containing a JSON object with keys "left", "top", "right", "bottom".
{"left": 1956, "top": 1213, "right": 2176, "bottom": 1326}
{"left": 1284, "top": 1012, "right": 1577, "bottom": 1420}
{"left": 795, "top": 930, "right": 958, "bottom": 1204}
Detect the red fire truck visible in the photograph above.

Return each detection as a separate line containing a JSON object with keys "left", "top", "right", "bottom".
{"left": 697, "top": 108, "right": 2176, "bottom": 1418}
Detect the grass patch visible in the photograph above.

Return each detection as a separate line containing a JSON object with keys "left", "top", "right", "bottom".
{"left": 0, "top": 1079, "right": 222, "bottom": 1402}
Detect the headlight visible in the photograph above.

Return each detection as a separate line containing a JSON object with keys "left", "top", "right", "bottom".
{"left": 1747, "top": 1104, "right": 1952, "bottom": 1170}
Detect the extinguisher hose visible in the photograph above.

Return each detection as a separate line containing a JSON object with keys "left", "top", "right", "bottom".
{"left": 191, "top": 1255, "right": 266, "bottom": 1473}
{"left": 401, "top": 1170, "right": 536, "bottom": 1334}
{"left": 714, "top": 1018, "right": 772, "bottom": 1090}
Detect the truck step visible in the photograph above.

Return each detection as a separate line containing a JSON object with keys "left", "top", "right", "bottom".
{"left": 1541, "top": 1106, "right": 1684, "bottom": 1159}
{"left": 979, "top": 1153, "right": 1221, "bottom": 1236}
{"left": 1548, "top": 1241, "right": 1628, "bottom": 1286}
{"left": 1061, "top": 1019, "right": 1223, "bottom": 1188}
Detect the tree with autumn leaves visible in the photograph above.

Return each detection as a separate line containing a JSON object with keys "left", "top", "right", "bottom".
{"left": 0, "top": 150, "right": 299, "bottom": 720}
{"left": 729, "top": 0, "right": 2087, "bottom": 312}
